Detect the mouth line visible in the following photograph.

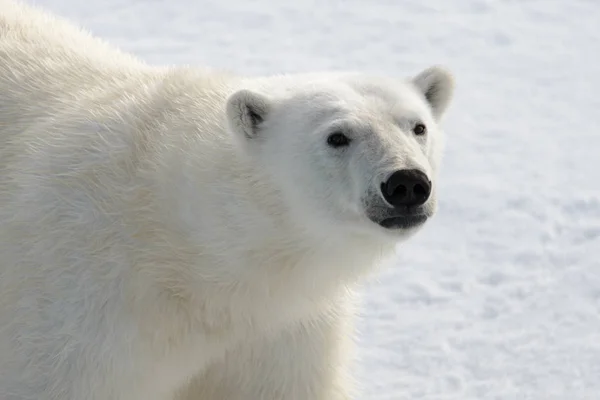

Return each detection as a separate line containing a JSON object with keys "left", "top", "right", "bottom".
{"left": 379, "top": 214, "right": 428, "bottom": 230}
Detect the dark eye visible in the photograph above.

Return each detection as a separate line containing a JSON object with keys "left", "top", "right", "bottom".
{"left": 413, "top": 123, "right": 427, "bottom": 136}
{"left": 326, "top": 132, "right": 351, "bottom": 148}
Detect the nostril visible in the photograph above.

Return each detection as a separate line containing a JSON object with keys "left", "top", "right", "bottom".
{"left": 383, "top": 177, "right": 404, "bottom": 198}
{"left": 413, "top": 183, "right": 427, "bottom": 197}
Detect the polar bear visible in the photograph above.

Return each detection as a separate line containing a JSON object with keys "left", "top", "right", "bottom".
{"left": 0, "top": 1, "right": 455, "bottom": 399}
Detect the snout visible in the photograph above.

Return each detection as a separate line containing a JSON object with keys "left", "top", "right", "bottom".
{"left": 380, "top": 169, "right": 431, "bottom": 208}
{"left": 366, "top": 169, "right": 433, "bottom": 231}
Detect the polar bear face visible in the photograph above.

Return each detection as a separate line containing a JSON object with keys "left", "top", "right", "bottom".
{"left": 226, "top": 66, "right": 454, "bottom": 243}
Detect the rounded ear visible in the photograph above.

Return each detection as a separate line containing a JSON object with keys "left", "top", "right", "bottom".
{"left": 226, "top": 89, "right": 272, "bottom": 140}
{"left": 412, "top": 66, "right": 455, "bottom": 120}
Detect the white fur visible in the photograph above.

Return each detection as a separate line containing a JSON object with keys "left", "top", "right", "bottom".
{"left": 0, "top": 1, "right": 455, "bottom": 399}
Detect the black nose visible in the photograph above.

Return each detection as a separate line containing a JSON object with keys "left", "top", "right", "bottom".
{"left": 380, "top": 169, "right": 431, "bottom": 208}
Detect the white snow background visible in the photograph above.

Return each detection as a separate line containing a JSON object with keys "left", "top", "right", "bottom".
{"left": 25, "top": 0, "right": 600, "bottom": 399}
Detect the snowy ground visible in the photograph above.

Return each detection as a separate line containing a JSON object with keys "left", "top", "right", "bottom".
{"left": 28, "top": 0, "right": 600, "bottom": 398}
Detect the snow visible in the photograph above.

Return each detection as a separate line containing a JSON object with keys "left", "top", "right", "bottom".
{"left": 26, "top": 0, "right": 600, "bottom": 398}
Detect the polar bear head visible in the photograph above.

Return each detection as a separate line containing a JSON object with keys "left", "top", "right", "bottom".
{"left": 226, "top": 66, "right": 454, "bottom": 244}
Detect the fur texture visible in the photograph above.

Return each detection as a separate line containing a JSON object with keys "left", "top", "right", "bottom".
{"left": 0, "top": 1, "right": 455, "bottom": 399}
